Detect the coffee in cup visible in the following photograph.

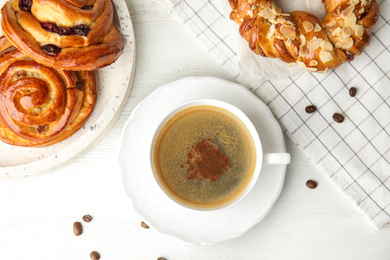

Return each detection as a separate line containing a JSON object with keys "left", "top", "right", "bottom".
{"left": 152, "top": 100, "right": 260, "bottom": 210}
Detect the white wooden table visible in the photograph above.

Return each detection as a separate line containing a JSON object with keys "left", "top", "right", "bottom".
{"left": 0, "top": 1, "right": 389, "bottom": 259}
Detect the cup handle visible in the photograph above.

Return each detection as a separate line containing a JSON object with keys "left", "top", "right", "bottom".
{"left": 263, "top": 153, "right": 291, "bottom": 165}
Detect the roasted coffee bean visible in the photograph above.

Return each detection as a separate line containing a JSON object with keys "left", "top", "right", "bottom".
{"left": 305, "top": 105, "right": 317, "bottom": 114}
{"left": 157, "top": 258, "right": 166, "bottom": 260}
{"left": 82, "top": 215, "right": 92, "bottom": 223}
{"left": 90, "top": 251, "right": 100, "bottom": 260}
{"left": 333, "top": 113, "right": 344, "bottom": 123}
{"left": 73, "top": 222, "right": 83, "bottom": 236}
{"left": 306, "top": 180, "right": 318, "bottom": 189}
{"left": 349, "top": 87, "right": 357, "bottom": 97}
{"left": 141, "top": 221, "right": 150, "bottom": 229}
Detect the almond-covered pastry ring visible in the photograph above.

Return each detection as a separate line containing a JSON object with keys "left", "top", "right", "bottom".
{"left": 0, "top": 36, "right": 97, "bottom": 147}
{"left": 228, "top": 0, "right": 380, "bottom": 72}
{"left": 1, "top": 0, "right": 124, "bottom": 71}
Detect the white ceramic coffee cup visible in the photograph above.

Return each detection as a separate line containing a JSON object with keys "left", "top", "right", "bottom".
{"left": 150, "top": 99, "right": 290, "bottom": 211}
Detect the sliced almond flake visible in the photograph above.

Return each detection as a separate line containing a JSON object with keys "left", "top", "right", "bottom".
{"left": 277, "top": 17, "right": 287, "bottom": 23}
{"left": 309, "top": 60, "right": 319, "bottom": 66}
{"left": 296, "top": 61, "right": 307, "bottom": 68}
{"left": 303, "top": 21, "right": 314, "bottom": 32}
{"left": 248, "top": 0, "right": 256, "bottom": 4}
{"left": 314, "top": 24, "right": 322, "bottom": 32}
{"left": 269, "top": 18, "right": 278, "bottom": 24}
{"left": 319, "top": 50, "right": 333, "bottom": 63}
{"left": 332, "top": 27, "right": 342, "bottom": 36}
{"left": 259, "top": 8, "right": 276, "bottom": 20}
{"left": 359, "top": 8, "right": 365, "bottom": 14}
{"left": 299, "top": 34, "right": 306, "bottom": 44}
{"left": 309, "top": 36, "right": 323, "bottom": 50}
{"left": 321, "top": 40, "right": 334, "bottom": 52}
{"left": 342, "top": 27, "right": 353, "bottom": 37}
{"left": 247, "top": 10, "right": 254, "bottom": 18}
{"left": 280, "top": 24, "right": 296, "bottom": 40}
{"left": 353, "top": 24, "right": 364, "bottom": 38}
{"left": 280, "top": 13, "right": 290, "bottom": 16}
{"left": 306, "top": 67, "right": 318, "bottom": 72}
{"left": 267, "top": 24, "right": 276, "bottom": 38}
{"left": 338, "top": 19, "right": 345, "bottom": 27}
{"left": 286, "top": 38, "right": 292, "bottom": 46}
{"left": 337, "top": 6, "right": 341, "bottom": 15}
{"left": 352, "top": 0, "right": 360, "bottom": 4}
{"left": 260, "top": 3, "right": 271, "bottom": 9}
{"left": 361, "top": 0, "right": 367, "bottom": 6}
{"left": 288, "top": 62, "right": 296, "bottom": 67}
{"left": 345, "top": 13, "right": 357, "bottom": 28}
{"left": 327, "top": 20, "right": 337, "bottom": 28}
{"left": 252, "top": 5, "right": 257, "bottom": 10}
{"left": 299, "top": 44, "right": 309, "bottom": 57}
{"left": 341, "top": 4, "right": 355, "bottom": 18}
{"left": 340, "top": 38, "right": 354, "bottom": 49}
{"left": 338, "top": 33, "right": 349, "bottom": 43}
{"left": 271, "top": 4, "right": 282, "bottom": 15}
{"left": 335, "top": 42, "right": 341, "bottom": 48}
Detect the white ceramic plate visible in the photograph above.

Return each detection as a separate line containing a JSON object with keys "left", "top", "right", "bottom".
{"left": 119, "top": 77, "right": 288, "bottom": 245}
{"left": 0, "top": 0, "right": 135, "bottom": 178}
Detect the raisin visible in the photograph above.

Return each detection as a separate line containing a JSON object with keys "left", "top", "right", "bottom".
{"left": 76, "top": 81, "right": 84, "bottom": 91}
{"left": 36, "top": 124, "right": 49, "bottom": 134}
{"left": 41, "top": 22, "right": 71, "bottom": 36}
{"left": 71, "top": 25, "right": 90, "bottom": 37}
{"left": 41, "top": 22, "right": 58, "bottom": 33}
{"left": 42, "top": 44, "right": 62, "bottom": 56}
{"left": 82, "top": 5, "right": 93, "bottom": 10}
{"left": 19, "top": 0, "right": 33, "bottom": 12}
{"left": 57, "top": 27, "right": 71, "bottom": 36}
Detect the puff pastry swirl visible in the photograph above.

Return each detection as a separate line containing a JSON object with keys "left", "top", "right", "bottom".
{"left": 228, "top": 0, "right": 380, "bottom": 72}
{"left": 0, "top": 36, "right": 97, "bottom": 147}
{"left": 1, "top": 0, "right": 124, "bottom": 70}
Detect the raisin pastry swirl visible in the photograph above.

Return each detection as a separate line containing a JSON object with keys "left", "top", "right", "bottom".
{"left": 0, "top": 36, "right": 97, "bottom": 147}
{"left": 1, "top": 0, "right": 123, "bottom": 71}
{"left": 228, "top": 0, "right": 380, "bottom": 72}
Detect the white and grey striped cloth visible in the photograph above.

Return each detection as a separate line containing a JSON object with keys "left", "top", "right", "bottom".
{"left": 166, "top": 0, "right": 390, "bottom": 229}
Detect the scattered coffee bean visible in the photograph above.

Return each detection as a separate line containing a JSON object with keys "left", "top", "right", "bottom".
{"left": 90, "top": 251, "right": 100, "bottom": 260}
{"left": 157, "top": 258, "right": 166, "bottom": 260}
{"left": 305, "top": 105, "right": 317, "bottom": 114}
{"left": 82, "top": 215, "right": 93, "bottom": 223}
{"left": 73, "top": 222, "right": 83, "bottom": 236}
{"left": 141, "top": 221, "right": 150, "bottom": 229}
{"left": 306, "top": 180, "right": 318, "bottom": 189}
{"left": 349, "top": 87, "right": 357, "bottom": 97}
{"left": 333, "top": 113, "right": 344, "bottom": 123}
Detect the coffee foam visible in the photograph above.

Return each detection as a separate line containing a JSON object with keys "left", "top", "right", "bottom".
{"left": 153, "top": 105, "right": 256, "bottom": 209}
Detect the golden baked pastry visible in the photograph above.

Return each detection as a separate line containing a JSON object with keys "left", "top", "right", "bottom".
{"left": 0, "top": 36, "right": 97, "bottom": 147}
{"left": 1, "top": 0, "right": 124, "bottom": 71}
{"left": 228, "top": 0, "right": 380, "bottom": 72}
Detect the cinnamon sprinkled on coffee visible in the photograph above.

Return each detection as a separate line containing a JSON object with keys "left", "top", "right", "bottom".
{"left": 182, "top": 137, "right": 231, "bottom": 182}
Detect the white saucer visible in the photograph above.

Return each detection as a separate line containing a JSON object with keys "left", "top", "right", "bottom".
{"left": 119, "top": 77, "right": 288, "bottom": 244}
